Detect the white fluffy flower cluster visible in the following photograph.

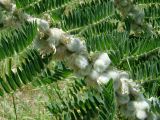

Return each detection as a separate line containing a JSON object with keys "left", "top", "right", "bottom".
{"left": 36, "top": 25, "right": 157, "bottom": 119}
{"left": 33, "top": 24, "right": 157, "bottom": 119}
{"left": 85, "top": 53, "right": 152, "bottom": 120}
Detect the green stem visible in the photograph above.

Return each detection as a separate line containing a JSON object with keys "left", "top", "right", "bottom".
{"left": 12, "top": 94, "right": 18, "bottom": 120}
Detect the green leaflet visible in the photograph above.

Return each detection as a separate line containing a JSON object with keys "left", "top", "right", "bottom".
{"left": 0, "top": 22, "right": 37, "bottom": 61}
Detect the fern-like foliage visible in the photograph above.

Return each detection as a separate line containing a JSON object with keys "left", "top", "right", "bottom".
{"left": 0, "top": 22, "right": 37, "bottom": 60}
{"left": 15, "top": 0, "right": 72, "bottom": 15}
{"left": 47, "top": 80, "right": 116, "bottom": 120}
{"left": 0, "top": 50, "right": 46, "bottom": 96}
{"left": 32, "top": 62, "right": 72, "bottom": 87}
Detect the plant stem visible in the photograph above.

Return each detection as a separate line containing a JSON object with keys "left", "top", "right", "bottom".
{"left": 12, "top": 94, "right": 18, "bottom": 120}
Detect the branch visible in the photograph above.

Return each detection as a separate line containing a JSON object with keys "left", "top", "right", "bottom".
{"left": 1, "top": 0, "right": 159, "bottom": 119}
{"left": 118, "top": 47, "right": 160, "bottom": 67}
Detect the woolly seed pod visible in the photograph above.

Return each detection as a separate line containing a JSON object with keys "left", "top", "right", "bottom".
{"left": 136, "top": 110, "right": 147, "bottom": 120}
{"left": 48, "top": 28, "right": 65, "bottom": 44}
{"left": 74, "top": 55, "right": 89, "bottom": 70}
{"left": 88, "top": 70, "right": 100, "bottom": 81}
{"left": 47, "top": 28, "right": 65, "bottom": 47}
{"left": 97, "top": 74, "right": 110, "bottom": 85}
{"left": 105, "top": 69, "right": 121, "bottom": 91}
{"left": 65, "top": 37, "right": 85, "bottom": 53}
{"left": 94, "top": 53, "right": 111, "bottom": 73}
{"left": 133, "top": 100, "right": 150, "bottom": 111}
